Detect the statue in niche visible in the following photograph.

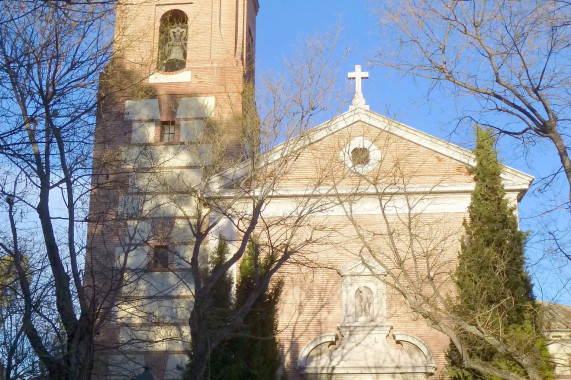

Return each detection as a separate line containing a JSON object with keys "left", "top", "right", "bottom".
{"left": 355, "top": 286, "right": 373, "bottom": 322}
{"left": 158, "top": 10, "right": 188, "bottom": 72}
{"left": 163, "top": 25, "right": 187, "bottom": 72}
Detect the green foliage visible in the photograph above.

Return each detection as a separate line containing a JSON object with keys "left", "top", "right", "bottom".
{"left": 230, "top": 239, "right": 283, "bottom": 380}
{"left": 183, "top": 238, "right": 233, "bottom": 379}
{"left": 447, "top": 128, "right": 554, "bottom": 379}
{"left": 0, "top": 255, "right": 15, "bottom": 308}
{"left": 206, "top": 238, "right": 234, "bottom": 323}
{"left": 200, "top": 238, "right": 283, "bottom": 380}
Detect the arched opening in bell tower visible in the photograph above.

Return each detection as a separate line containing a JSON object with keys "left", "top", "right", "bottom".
{"left": 157, "top": 9, "right": 188, "bottom": 72}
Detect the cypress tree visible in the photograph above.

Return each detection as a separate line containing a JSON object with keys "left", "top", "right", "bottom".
{"left": 230, "top": 239, "right": 283, "bottom": 380}
{"left": 448, "top": 127, "right": 553, "bottom": 379}
{"left": 207, "top": 238, "right": 234, "bottom": 322}
{"left": 198, "top": 237, "right": 234, "bottom": 379}
{"left": 200, "top": 238, "right": 283, "bottom": 380}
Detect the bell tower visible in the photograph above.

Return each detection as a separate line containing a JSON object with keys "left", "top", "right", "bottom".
{"left": 110, "top": 0, "right": 258, "bottom": 119}
{"left": 86, "top": 0, "right": 259, "bottom": 379}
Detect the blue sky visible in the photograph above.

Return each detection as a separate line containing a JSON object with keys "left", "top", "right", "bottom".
{"left": 256, "top": 1, "right": 459, "bottom": 131}
{"left": 256, "top": 1, "right": 571, "bottom": 305}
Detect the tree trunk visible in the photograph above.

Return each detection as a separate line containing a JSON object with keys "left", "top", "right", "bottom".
{"left": 64, "top": 318, "right": 94, "bottom": 380}
{"left": 187, "top": 309, "right": 211, "bottom": 380}
{"left": 547, "top": 129, "right": 571, "bottom": 206}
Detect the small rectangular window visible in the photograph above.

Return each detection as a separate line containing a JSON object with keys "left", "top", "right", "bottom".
{"left": 151, "top": 245, "right": 170, "bottom": 269}
{"left": 160, "top": 121, "right": 175, "bottom": 142}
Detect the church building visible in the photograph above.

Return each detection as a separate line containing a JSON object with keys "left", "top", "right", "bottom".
{"left": 86, "top": 0, "right": 571, "bottom": 379}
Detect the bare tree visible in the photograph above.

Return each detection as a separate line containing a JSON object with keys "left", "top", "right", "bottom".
{"left": 0, "top": 1, "right": 115, "bottom": 378}
{"left": 377, "top": 0, "right": 570, "bottom": 203}
{"left": 82, "top": 22, "right": 347, "bottom": 376}
{"left": 374, "top": 0, "right": 571, "bottom": 274}
{"left": 0, "top": 248, "right": 49, "bottom": 380}
{"left": 182, "top": 33, "right": 347, "bottom": 379}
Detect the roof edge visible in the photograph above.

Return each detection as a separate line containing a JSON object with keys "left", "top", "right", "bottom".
{"left": 211, "top": 107, "right": 534, "bottom": 196}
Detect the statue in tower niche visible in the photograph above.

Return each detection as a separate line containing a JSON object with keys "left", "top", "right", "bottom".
{"left": 157, "top": 10, "right": 189, "bottom": 73}
{"left": 163, "top": 24, "right": 187, "bottom": 72}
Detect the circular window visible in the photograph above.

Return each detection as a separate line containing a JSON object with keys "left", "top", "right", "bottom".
{"left": 340, "top": 137, "right": 381, "bottom": 174}
{"left": 351, "top": 148, "right": 370, "bottom": 165}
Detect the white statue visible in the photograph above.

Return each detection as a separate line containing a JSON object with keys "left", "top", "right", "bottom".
{"left": 355, "top": 286, "right": 373, "bottom": 322}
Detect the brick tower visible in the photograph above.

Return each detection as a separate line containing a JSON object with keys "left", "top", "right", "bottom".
{"left": 86, "top": 0, "right": 259, "bottom": 378}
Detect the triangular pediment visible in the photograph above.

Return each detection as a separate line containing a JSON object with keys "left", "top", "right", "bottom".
{"left": 211, "top": 107, "right": 533, "bottom": 197}
{"left": 339, "top": 258, "right": 386, "bottom": 277}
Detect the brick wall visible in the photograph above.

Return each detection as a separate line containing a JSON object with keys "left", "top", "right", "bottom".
{"left": 87, "top": 1, "right": 258, "bottom": 378}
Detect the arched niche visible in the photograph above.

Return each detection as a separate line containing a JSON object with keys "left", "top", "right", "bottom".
{"left": 297, "top": 259, "right": 437, "bottom": 379}
{"left": 339, "top": 258, "right": 387, "bottom": 323}
{"left": 157, "top": 10, "right": 188, "bottom": 73}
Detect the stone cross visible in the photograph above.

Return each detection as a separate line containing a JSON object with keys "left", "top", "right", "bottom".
{"left": 348, "top": 65, "right": 369, "bottom": 110}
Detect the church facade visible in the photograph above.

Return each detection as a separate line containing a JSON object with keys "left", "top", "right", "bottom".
{"left": 86, "top": 1, "right": 571, "bottom": 379}
{"left": 244, "top": 103, "right": 531, "bottom": 379}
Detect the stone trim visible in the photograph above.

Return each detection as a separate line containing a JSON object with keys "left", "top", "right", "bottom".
{"left": 212, "top": 107, "right": 533, "bottom": 192}
{"left": 149, "top": 70, "right": 192, "bottom": 83}
{"left": 339, "top": 137, "right": 382, "bottom": 174}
